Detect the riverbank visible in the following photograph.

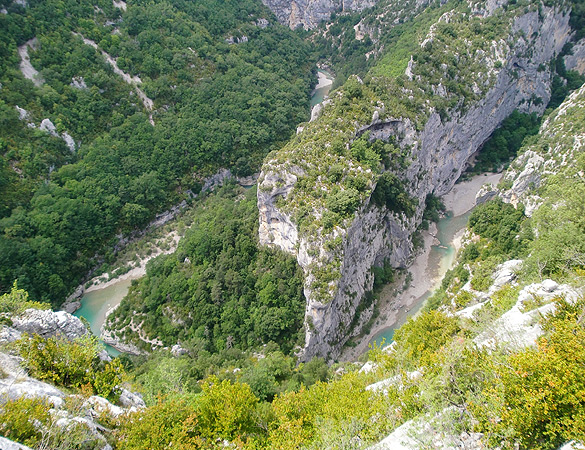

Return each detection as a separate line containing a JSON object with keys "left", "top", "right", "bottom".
{"left": 340, "top": 172, "right": 503, "bottom": 361}
{"left": 72, "top": 231, "right": 181, "bottom": 349}
{"left": 314, "top": 70, "right": 334, "bottom": 90}
{"left": 310, "top": 69, "right": 335, "bottom": 108}
{"left": 85, "top": 231, "right": 180, "bottom": 293}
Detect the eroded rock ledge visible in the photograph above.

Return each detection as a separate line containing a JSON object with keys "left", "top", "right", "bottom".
{"left": 261, "top": 0, "right": 377, "bottom": 30}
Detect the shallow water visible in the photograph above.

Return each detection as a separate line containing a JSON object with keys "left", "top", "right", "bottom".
{"left": 74, "top": 277, "right": 137, "bottom": 355}
{"left": 310, "top": 69, "right": 334, "bottom": 107}
{"left": 369, "top": 210, "right": 472, "bottom": 347}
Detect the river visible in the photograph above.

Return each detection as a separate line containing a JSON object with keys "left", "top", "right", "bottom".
{"left": 74, "top": 277, "right": 136, "bottom": 354}
{"left": 368, "top": 209, "right": 473, "bottom": 346}
{"left": 310, "top": 69, "right": 334, "bottom": 108}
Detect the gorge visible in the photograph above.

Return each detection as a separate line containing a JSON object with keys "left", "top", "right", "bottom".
{"left": 257, "top": 1, "right": 575, "bottom": 360}
{"left": 2, "top": 0, "right": 585, "bottom": 447}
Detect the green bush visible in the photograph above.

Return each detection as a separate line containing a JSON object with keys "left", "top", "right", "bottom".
{"left": 394, "top": 310, "right": 461, "bottom": 368}
{"left": 0, "top": 281, "right": 50, "bottom": 315}
{"left": 0, "top": 397, "right": 51, "bottom": 447}
{"left": 16, "top": 333, "right": 124, "bottom": 402}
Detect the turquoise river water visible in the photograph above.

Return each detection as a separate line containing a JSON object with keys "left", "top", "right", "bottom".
{"left": 310, "top": 69, "right": 335, "bottom": 107}
{"left": 369, "top": 209, "right": 473, "bottom": 347}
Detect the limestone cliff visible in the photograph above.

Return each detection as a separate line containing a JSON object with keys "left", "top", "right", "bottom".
{"left": 500, "top": 82, "right": 585, "bottom": 215}
{"left": 258, "top": 1, "right": 574, "bottom": 360}
{"left": 261, "top": 0, "right": 377, "bottom": 29}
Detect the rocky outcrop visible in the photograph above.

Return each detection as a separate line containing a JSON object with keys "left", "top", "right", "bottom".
{"left": 10, "top": 308, "right": 88, "bottom": 340}
{"left": 368, "top": 408, "right": 483, "bottom": 450}
{"left": 0, "top": 351, "right": 66, "bottom": 408}
{"left": 15, "top": 108, "right": 77, "bottom": 152}
{"left": 261, "top": 0, "right": 377, "bottom": 29}
{"left": 18, "top": 38, "right": 43, "bottom": 86}
{"left": 564, "top": 38, "right": 585, "bottom": 75}
{"left": 500, "top": 82, "right": 585, "bottom": 215}
{"left": 258, "top": 4, "right": 574, "bottom": 360}
{"left": 474, "top": 280, "right": 583, "bottom": 349}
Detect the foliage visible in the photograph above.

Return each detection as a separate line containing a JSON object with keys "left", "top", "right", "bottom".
{"left": 0, "top": 396, "right": 51, "bottom": 447}
{"left": 106, "top": 186, "right": 305, "bottom": 355}
{"left": 470, "top": 111, "right": 541, "bottom": 174}
{"left": 0, "top": 280, "right": 50, "bottom": 315}
{"left": 476, "top": 297, "right": 585, "bottom": 449}
{"left": 117, "top": 396, "right": 196, "bottom": 450}
{"left": 268, "top": 372, "right": 391, "bottom": 450}
{"left": 371, "top": 172, "right": 418, "bottom": 217}
{"left": 468, "top": 198, "right": 530, "bottom": 258}
{"left": 93, "top": 358, "right": 125, "bottom": 402}
{"left": 16, "top": 333, "right": 124, "bottom": 401}
{"left": 0, "top": 0, "right": 314, "bottom": 305}
{"left": 527, "top": 168, "right": 585, "bottom": 278}
{"left": 133, "top": 353, "right": 199, "bottom": 405}
{"left": 119, "top": 377, "right": 261, "bottom": 449}
{"left": 421, "top": 193, "right": 445, "bottom": 227}
{"left": 393, "top": 309, "right": 461, "bottom": 369}
{"left": 195, "top": 377, "right": 260, "bottom": 443}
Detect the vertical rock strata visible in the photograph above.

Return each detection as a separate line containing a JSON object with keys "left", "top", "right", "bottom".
{"left": 258, "top": 4, "right": 573, "bottom": 360}
{"left": 261, "top": 0, "right": 377, "bottom": 29}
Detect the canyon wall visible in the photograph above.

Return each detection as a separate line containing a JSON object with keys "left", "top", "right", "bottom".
{"left": 258, "top": 4, "right": 574, "bottom": 360}
{"left": 261, "top": 0, "right": 377, "bottom": 29}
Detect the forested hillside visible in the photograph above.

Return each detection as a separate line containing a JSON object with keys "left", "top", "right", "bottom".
{"left": 105, "top": 185, "right": 307, "bottom": 355}
{"left": 0, "top": 0, "right": 314, "bottom": 304}
{"left": 1, "top": 0, "right": 585, "bottom": 448}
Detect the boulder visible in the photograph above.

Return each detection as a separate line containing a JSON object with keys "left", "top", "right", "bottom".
{"left": 84, "top": 396, "right": 124, "bottom": 418}
{"left": 118, "top": 388, "right": 146, "bottom": 410}
{"left": 0, "top": 436, "right": 34, "bottom": 450}
{"left": 0, "top": 352, "right": 65, "bottom": 408}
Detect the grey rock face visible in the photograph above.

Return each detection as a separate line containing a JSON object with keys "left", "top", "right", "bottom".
{"left": 11, "top": 309, "right": 88, "bottom": 340}
{"left": 564, "top": 38, "right": 585, "bottom": 75}
{"left": 0, "top": 326, "right": 22, "bottom": 344}
{"left": 487, "top": 259, "right": 523, "bottom": 296}
{"left": 118, "top": 388, "right": 146, "bottom": 409}
{"left": 258, "top": 6, "right": 573, "bottom": 360}
{"left": 475, "top": 184, "right": 499, "bottom": 205}
{"left": 0, "top": 436, "right": 34, "bottom": 450}
{"left": 0, "top": 352, "right": 66, "bottom": 408}
{"left": 261, "top": 0, "right": 377, "bottom": 29}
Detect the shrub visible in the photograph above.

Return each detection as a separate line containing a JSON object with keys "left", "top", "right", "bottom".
{"left": 16, "top": 333, "right": 124, "bottom": 402}
{"left": 17, "top": 333, "right": 100, "bottom": 388}
{"left": 394, "top": 310, "right": 461, "bottom": 368}
{"left": 0, "top": 397, "right": 51, "bottom": 447}
{"left": 0, "top": 281, "right": 50, "bottom": 315}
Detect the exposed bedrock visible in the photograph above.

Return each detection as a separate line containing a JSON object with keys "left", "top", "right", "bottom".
{"left": 260, "top": 0, "right": 377, "bottom": 29}
{"left": 258, "top": 6, "right": 574, "bottom": 360}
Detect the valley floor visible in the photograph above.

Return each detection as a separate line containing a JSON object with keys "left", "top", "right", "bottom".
{"left": 341, "top": 172, "right": 503, "bottom": 361}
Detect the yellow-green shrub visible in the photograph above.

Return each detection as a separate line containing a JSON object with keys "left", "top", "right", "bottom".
{"left": 0, "top": 396, "right": 51, "bottom": 447}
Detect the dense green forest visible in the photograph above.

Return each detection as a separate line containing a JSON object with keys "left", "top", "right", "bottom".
{"left": 0, "top": 0, "right": 315, "bottom": 304}
{"left": 1, "top": 0, "right": 585, "bottom": 447}
{"left": 106, "top": 185, "right": 306, "bottom": 355}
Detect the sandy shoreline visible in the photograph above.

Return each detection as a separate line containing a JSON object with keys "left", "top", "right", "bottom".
{"left": 314, "top": 70, "right": 334, "bottom": 90}
{"left": 84, "top": 232, "right": 180, "bottom": 293}
{"left": 340, "top": 172, "right": 502, "bottom": 361}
